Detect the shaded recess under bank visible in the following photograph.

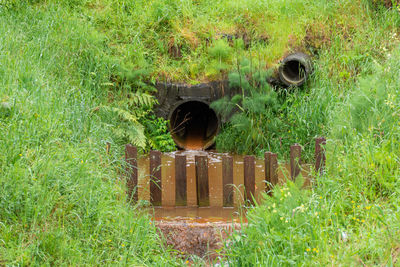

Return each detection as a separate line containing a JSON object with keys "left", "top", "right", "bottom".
{"left": 155, "top": 81, "right": 237, "bottom": 150}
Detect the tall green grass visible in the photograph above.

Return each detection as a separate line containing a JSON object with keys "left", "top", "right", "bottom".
{"left": 202, "top": 0, "right": 400, "bottom": 159}
{"left": 0, "top": 5, "right": 181, "bottom": 265}
{"left": 223, "top": 44, "right": 400, "bottom": 266}
{"left": 11, "top": 0, "right": 393, "bottom": 84}
{"left": 211, "top": 61, "right": 332, "bottom": 160}
{"left": 1, "top": 0, "right": 400, "bottom": 265}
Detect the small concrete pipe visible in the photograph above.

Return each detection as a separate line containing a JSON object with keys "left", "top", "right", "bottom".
{"left": 278, "top": 52, "right": 313, "bottom": 87}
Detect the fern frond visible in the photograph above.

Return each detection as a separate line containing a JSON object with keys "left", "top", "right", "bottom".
{"left": 127, "top": 92, "right": 157, "bottom": 108}
{"left": 100, "top": 105, "right": 148, "bottom": 149}
{"left": 126, "top": 123, "right": 146, "bottom": 148}
{"left": 101, "top": 106, "right": 139, "bottom": 123}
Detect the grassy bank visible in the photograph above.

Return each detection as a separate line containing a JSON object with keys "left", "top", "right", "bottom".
{"left": 0, "top": 4, "right": 181, "bottom": 265}
{"left": 225, "top": 50, "right": 400, "bottom": 265}
{"left": 1, "top": 0, "right": 400, "bottom": 265}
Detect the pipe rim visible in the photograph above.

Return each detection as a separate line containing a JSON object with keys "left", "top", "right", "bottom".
{"left": 281, "top": 60, "right": 307, "bottom": 85}
{"left": 278, "top": 53, "right": 312, "bottom": 87}
{"left": 168, "top": 99, "right": 220, "bottom": 150}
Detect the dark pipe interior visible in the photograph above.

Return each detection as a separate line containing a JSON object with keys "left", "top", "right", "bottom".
{"left": 282, "top": 60, "right": 306, "bottom": 83}
{"left": 169, "top": 101, "right": 219, "bottom": 150}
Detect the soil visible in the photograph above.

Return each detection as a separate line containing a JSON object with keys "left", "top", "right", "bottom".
{"left": 155, "top": 217, "right": 245, "bottom": 259}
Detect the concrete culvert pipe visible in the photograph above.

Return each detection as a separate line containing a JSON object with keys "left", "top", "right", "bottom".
{"left": 169, "top": 100, "right": 219, "bottom": 150}
{"left": 278, "top": 52, "right": 313, "bottom": 87}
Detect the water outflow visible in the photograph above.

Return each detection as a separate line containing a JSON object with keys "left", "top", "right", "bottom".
{"left": 169, "top": 100, "right": 219, "bottom": 150}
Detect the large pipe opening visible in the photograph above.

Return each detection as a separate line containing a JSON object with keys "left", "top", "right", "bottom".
{"left": 169, "top": 100, "right": 219, "bottom": 150}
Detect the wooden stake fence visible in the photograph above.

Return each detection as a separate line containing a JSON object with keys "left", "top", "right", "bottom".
{"left": 124, "top": 137, "right": 326, "bottom": 207}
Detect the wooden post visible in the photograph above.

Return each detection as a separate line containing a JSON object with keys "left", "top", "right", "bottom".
{"left": 195, "top": 155, "right": 209, "bottom": 207}
{"left": 161, "top": 155, "right": 175, "bottom": 207}
{"left": 149, "top": 150, "right": 162, "bottom": 206}
{"left": 222, "top": 155, "right": 234, "bottom": 207}
{"left": 186, "top": 161, "right": 197, "bottom": 207}
{"left": 233, "top": 156, "right": 244, "bottom": 207}
{"left": 175, "top": 155, "right": 187, "bottom": 206}
{"left": 244, "top": 155, "right": 255, "bottom": 205}
{"left": 270, "top": 153, "right": 278, "bottom": 186}
{"left": 315, "top": 137, "right": 326, "bottom": 174}
{"left": 290, "top": 144, "right": 302, "bottom": 180}
{"left": 264, "top": 152, "right": 272, "bottom": 192}
{"left": 125, "top": 144, "right": 138, "bottom": 202}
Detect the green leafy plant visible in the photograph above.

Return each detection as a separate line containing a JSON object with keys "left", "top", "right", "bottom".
{"left": 99, "top": 105, "right": 147, "bottom": 148}
{"left": 100, "top": 91, "right": 175, "bottom": 151}
{"left": 212, "top": 59, "right": 325, "bottom": 160}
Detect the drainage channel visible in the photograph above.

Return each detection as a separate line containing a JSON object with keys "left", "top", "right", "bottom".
{"left": 132, "top": 150, "right": 313, "bottom": 259}
{"left": 128, "top": 52, "right": 315, "bottom": 259}
{"left": 152, "top": 206, "right": 245, "bottom": 259}
{"left": 149, "top": 151, "right": 250, "bottom": 260}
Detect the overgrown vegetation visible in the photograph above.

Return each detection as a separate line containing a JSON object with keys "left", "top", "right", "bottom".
{"left": 225, "top": 49, "right": 400, "bottom": 266}
{"left": 0, "top": 4, "right": 179, "bottom": 265}
{"left": 211, "top": 61, "right": 328, "bottom": 160}
{"left": 1, "top": 0, "right": 400, "bottom": 265}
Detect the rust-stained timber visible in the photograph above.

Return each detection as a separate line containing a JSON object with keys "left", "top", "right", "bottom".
{"left": 233, "top": 156, "right": 244, "bottom": 207}
{"left": 161, "top": 155, "right": 175, "bottom": 207}
{"left": 150, "top": 150, "right": 162, "bottom": 206}
{"left": 195, "top": 155, "right": 209, "bottom": 207}
{"left": 244, "top": 155, "right": 255, "bottom": 205}
{"left": 270, "top": 153, "right": 278, "bottom": 186}
{"left": 186, "top": 161, "right": 197, "bottom": 207}
{"left": 222, "top": 156, "right": 234, "bottom": 207}
{"left": 125, "top": 144, "right": 138, "bottom": 202}
{"left": 264, "top": 152, "right": 272, "bottom": 193}
{"left": 290, "top": 144, "right": 302, "bottom": 180}
{"left": 175, "top": 155, "right": 187, "bottom": 206}
{"left": 209, "top": 160, "right": 222, "bottom": 207}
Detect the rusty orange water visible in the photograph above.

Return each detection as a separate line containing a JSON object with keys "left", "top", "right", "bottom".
{"left": 137, "top": 151, "right": 312, "bottom": 219}
{"left": 152, "top": 207, "right": 245, "bottom": 223}
{"left": 182, "top": 125, "right": 205, "bottom": 150}
{"left": 144, "top": 152, "right": 312, "bottom": 258}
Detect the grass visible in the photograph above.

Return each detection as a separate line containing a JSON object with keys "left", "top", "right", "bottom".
{"left": 224, "top": 40, "right": 400, "bottom": 266}
{"left": 0, "top": 4, "right": 181, "bottom": 265}
{"left": 1, "top": 0, "right": 400, "bottom": 265}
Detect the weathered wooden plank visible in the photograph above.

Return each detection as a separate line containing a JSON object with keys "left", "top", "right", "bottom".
{"left": 315, "top": 137, "right": 326, "bottom": 174}
{"left": 255, "top": 159, "right": 265, "bottom": 203}
{"left": 138, "top": 156, "right": 150, "bottom": 202}
{"left": 209, "top": 160, "right": 223, "bottom": 207}
{"left": 270, "top": 153, "right": 278, "bottom": 186}
{"left": 290, "top": 144, "right": 302, "bottom": 180}
{"left": 264, "top": 152, "right": 272, "bottom": 193}
{"left": 222, "top": 156, "right": 234, "bottom": 207}
{"left": 195, "top": 155, "right": 209, "bottom": 207}
{"left": 161, "top": 155, "right": 175, "bottom": 207}
{"left": 150, "top": 150, "right": 162, "bottom": 206}
{"left": 244, "top": 155, "right": 255, "bottom": 205}
{"left": 125, "top": 144, "right": 138, "bottom": 202}
{"left": 175, "top": 155, "right": 187, "bottom": 206}
{"left": 186, "top": 160, "right": 197, "bottom": 207}
{"left": 233, "top": 156, "right": 244, "bottom": 207}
